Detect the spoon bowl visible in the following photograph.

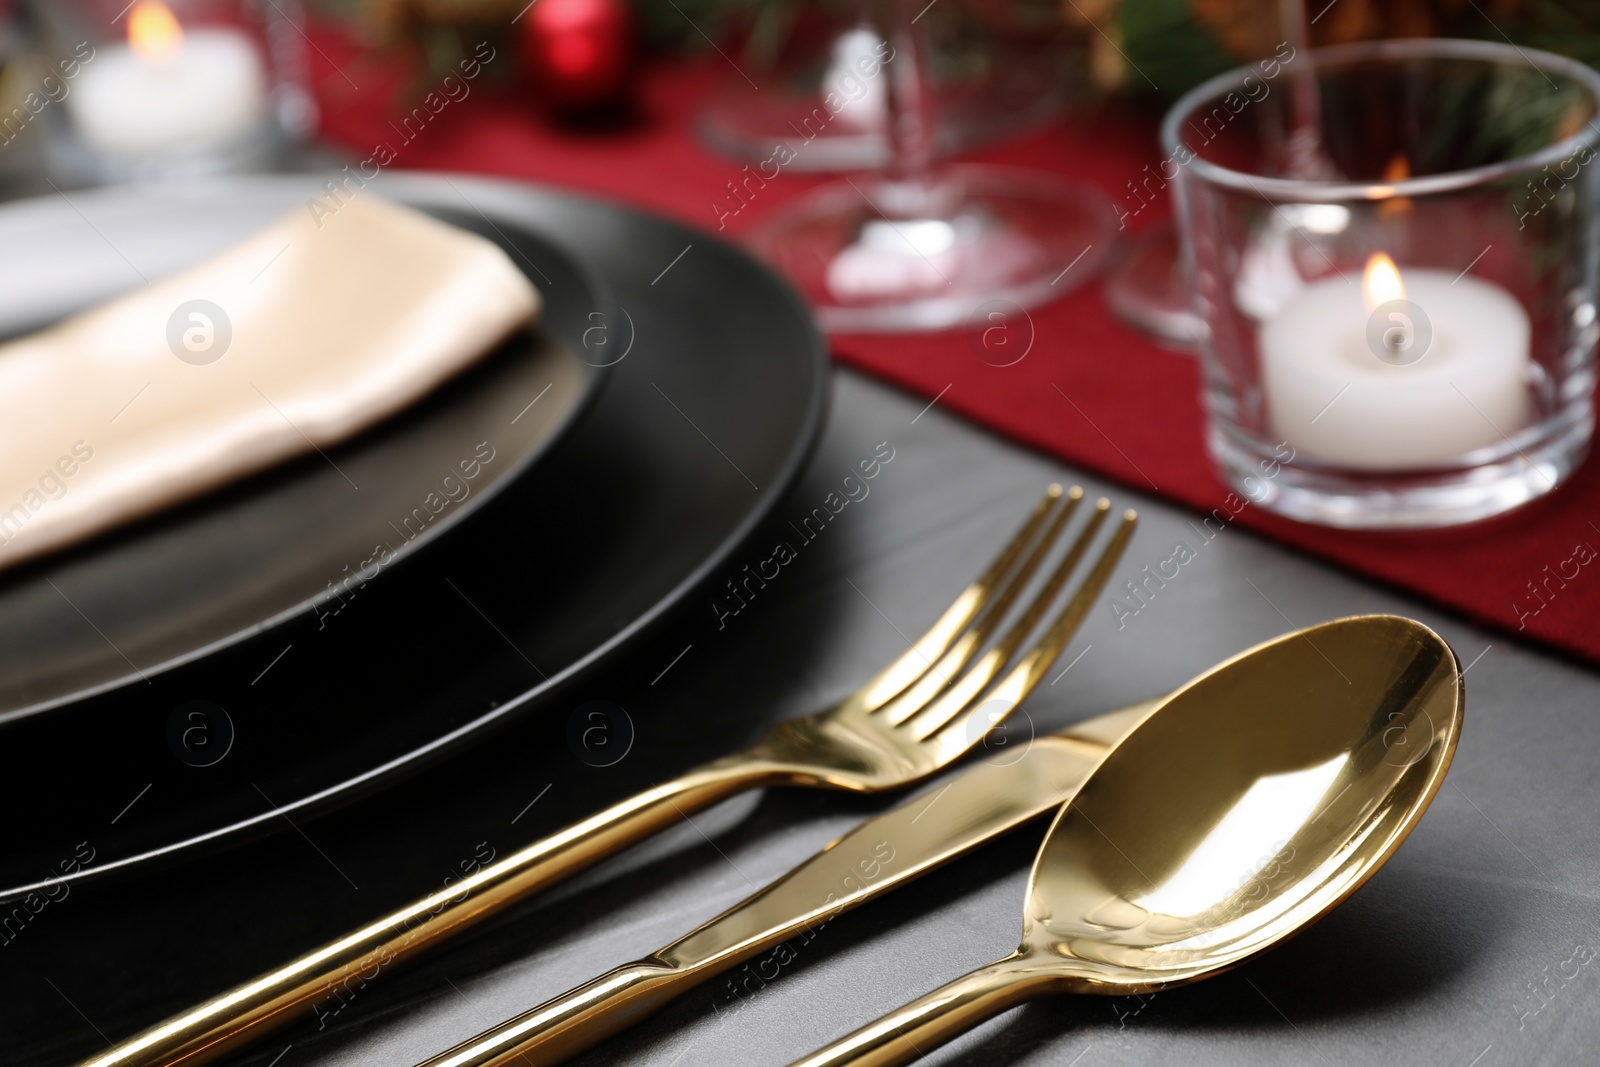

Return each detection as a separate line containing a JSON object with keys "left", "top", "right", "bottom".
{"left": 1026, "top": 612, "right": 1460, "bottom": 988}
{"left": 792, "top": 614, "right": 1463, "bottom": 1067}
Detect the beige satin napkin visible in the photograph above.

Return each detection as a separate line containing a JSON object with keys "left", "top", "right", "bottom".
{"left": 0, "top": 195, "right": 540, "bottom": 572}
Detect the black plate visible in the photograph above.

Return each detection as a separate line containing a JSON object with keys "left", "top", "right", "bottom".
{"left": 0, "top": 174, "right": 828, "bottom": 899}
{"left": 0, "top": 180, "right": 604, "bottom": 722}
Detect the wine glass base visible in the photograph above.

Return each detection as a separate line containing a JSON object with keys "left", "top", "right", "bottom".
{"left": 745, "top": 165, "right": 1116, "bottom": 333}
{"left": 1102, "top": 223, "right": 1207, "bottom": 348}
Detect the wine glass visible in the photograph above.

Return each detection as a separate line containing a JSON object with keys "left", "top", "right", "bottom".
{"left": 1103, "top": 0, "right": 1323, "bottom": 347}
{"left": 744, "top": 0, "right": 1115, "bottom": 334}
{"left": 698, "top": 16, "right": 1071, "bottom": 174}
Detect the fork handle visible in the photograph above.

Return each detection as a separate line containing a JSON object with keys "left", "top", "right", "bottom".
{"left": 77, "top": 757, "right": 776, "bottom": 1067}
{"left": 788, "top": 951, "right": 1057, "bottom": 1067}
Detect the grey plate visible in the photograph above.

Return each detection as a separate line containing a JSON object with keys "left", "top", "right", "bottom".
{"left": 0, "top": 178, "right": 603, "bottom": 722}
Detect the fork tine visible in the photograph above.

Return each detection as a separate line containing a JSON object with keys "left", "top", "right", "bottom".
{"left": 877, "top": 488, "right": 1083, "bottom": 726}
{"left": 922, "top": 507, "right": 1138, "bottom": 746}
{"left": 895, "top": 498, "right": 1113, "bottom": 741}
{"left": 845, "top": 484, "right": 1065, "bottom": 715}
{"left": 971, "top": 498, "right": 1111, "bottom": 670}
{"left": 958, "top": 486, "right": 1084, "bottom": 646}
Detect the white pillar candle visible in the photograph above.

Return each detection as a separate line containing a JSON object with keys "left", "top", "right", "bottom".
{"left": 1259, "top": 259, "right": 1531, "bottom": 470}
{"left": 68, "top": 2, "right": 266, "bottom": 156}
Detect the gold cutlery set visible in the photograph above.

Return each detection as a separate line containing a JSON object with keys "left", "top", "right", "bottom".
{"left": 79, "top": 487, "right": 1462, "bottom": 1067}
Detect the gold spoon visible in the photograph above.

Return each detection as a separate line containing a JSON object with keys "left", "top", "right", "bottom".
{"left": 792, "top": 613, "right": 1462, "bottom": 1067}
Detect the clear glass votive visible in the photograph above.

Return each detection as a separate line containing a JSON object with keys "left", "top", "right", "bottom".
{"left": 1164, "top": 38, "right": 1600, "bottom": 528}
{"left": 38, "top": 0, "right": 315, "bottom": 184}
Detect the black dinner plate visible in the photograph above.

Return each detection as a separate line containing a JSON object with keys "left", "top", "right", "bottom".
{"left": 0, "top": 173, "right": 828, "bottom": 900}
{"left": 0, "top": 181, "right": 605, "bottom": 723}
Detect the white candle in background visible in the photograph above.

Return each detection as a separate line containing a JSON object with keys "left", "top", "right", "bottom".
{"left": 1260, "top": 252, "right": 1531, "bottom": 470}
{"left": 69, "top": 0, "right": 266, "bottom": 156}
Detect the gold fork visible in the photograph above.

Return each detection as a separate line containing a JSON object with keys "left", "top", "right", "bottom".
{"left": 80, "top": 485, "right": 1136, "bottom": 1067}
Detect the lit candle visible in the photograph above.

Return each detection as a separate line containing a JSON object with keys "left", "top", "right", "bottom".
{"left": 1259, "top": 252, "right": 1531, "bottom": 470}
{"left": 68, "top": 1, "right": 266, "bottom": 156}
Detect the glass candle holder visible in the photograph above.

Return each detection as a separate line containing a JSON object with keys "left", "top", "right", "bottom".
{"left": 1164, "top": 39, "right": 1600, "bottom": 528}
{"left": 36, "top": 0, "right": 315, "bottom": 184}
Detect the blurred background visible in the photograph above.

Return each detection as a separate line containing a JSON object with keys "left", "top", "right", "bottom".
{"left": 0, "top": 0, "right": 1593, "bottom": 201}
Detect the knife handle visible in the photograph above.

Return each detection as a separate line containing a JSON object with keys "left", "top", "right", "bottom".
{"left": 76, "top": 758, "right": 770, "bottom": 1067}
{"left": 417, "top": 959, "right": 694, "bottom": 1067}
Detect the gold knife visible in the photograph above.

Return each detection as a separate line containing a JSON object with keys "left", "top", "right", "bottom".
{"left": 414, "top": 700, "right": 1159, "bottom": 1067}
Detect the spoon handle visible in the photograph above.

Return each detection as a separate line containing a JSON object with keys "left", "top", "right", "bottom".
{"left": 788, "top": 951, "right": 1050, "bottom": 1067}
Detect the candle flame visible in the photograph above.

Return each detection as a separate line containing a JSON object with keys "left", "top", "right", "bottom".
{"left": 129, "top": 1, "right": 183, "bottom": 62}
{"left": 1363, "top": 252, "right": 1404, "bottom": 312}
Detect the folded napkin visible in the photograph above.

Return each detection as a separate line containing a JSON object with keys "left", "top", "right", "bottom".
{"left": 0, "top": 195, "right": 540, "bottom": 571}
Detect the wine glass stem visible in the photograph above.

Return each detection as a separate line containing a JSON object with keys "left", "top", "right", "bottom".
{"left": 883, "top": 0, "right": 938, "bottom": 182}
{"left": 1277, "top": 0, "right": 1325, "bottom": 178}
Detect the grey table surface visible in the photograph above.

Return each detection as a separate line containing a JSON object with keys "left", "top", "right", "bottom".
{"left": 20, "top": 369, "right": 1600, "bottom": 1067}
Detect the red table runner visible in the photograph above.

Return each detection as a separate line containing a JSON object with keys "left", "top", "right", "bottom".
{"left": 312, "top": 46, "right": 1599, "bottom": 664}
